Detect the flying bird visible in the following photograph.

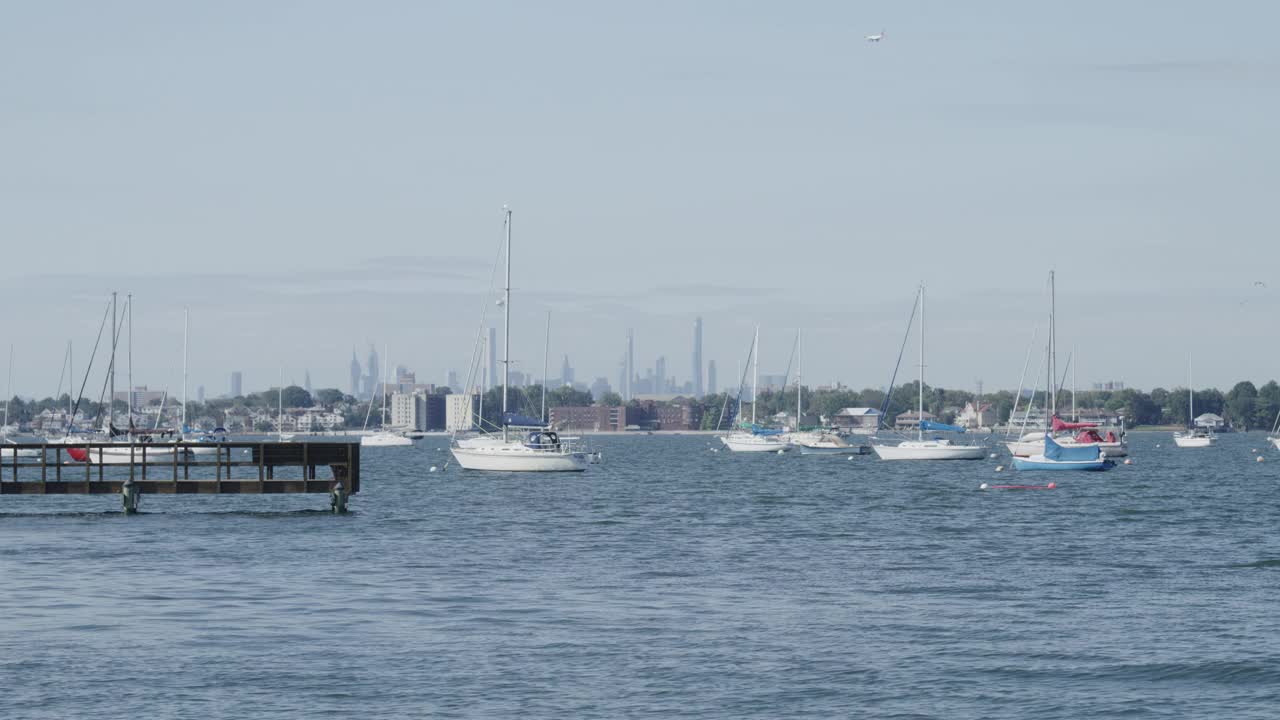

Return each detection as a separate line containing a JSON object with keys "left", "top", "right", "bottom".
{"left": 865, "top": 29, "right": 885, "bottom": 42}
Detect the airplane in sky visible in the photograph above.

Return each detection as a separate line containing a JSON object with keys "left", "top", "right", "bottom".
{"left": 865, "top": 29, "right": 885, "bottom": 42}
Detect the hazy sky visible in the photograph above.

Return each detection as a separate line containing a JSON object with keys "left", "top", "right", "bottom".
{"left": 3, "top": 1, "right": 1278, "bottom": 398}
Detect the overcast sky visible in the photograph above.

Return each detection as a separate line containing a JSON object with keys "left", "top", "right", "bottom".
{"left": 3, "top": 1, "right": 1278, "bottom": 398}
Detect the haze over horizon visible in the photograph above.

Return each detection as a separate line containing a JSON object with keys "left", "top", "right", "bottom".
{"left": 3, "top": 1, "right": 1278, "bottom": 398}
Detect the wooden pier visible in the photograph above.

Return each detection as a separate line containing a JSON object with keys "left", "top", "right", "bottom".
{"left": 0, "top": 441, "right": 360, "bottom": 512}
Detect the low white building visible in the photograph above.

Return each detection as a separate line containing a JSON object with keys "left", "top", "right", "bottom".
{"left": 1194, "top": 413, "right": 1225, "bottom": 430}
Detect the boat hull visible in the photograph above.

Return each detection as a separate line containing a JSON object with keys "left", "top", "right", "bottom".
{"left": 1173, "top": 435, "right": 1215, "bottom": 448}
{"left": 450, "top": 446, "right": 588, "bottom": 472}
{"left": 720, "top": 434, "right": 791, "bottom": 452}
{"left": 1272, "top": 437, "right": 1280, "bottom": 451}
{"left": 1006, "top": 438, "right": 1127, "bottom": 458}
{"left": 1012, "top": 456, "right": 1114, "bottom": 471}
{"left": 361, "top": 433, "right": 414, "bottom": 447}
{"left": 872, "top": 442, "right": 986, "bottom": 461}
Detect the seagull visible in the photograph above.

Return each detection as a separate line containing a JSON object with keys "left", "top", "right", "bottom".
{"left": 865, "top": 29, "right": 885, "bottom": 42}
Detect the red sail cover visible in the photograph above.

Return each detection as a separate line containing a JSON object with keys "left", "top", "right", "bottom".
{"left": 1052, "top": 415, "right": 1098, "bottom": 432}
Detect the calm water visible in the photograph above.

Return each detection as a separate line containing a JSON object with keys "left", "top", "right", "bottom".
{"left": 1, "top": 431, "right": 1278, "bottom": 719}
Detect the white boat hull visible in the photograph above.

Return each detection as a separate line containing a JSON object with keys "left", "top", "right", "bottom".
{"left": 872, "top": 440, "right": 986, "bottom": 461}
{"left": 720, "top": 433, "right": 791, "bottom": 452}
{"left": 1272, "top": 437, "right": 1280, "bottom": 451}
{"left": 1173, "top": 435, "right": 1215, "bottom": 448}
{"left": 450, "top": 445, "right": 588, "bottom": 472}
{"left": 75, "top": 445, "right": 195, "bottom": 464}
{"left": 1006, "top": 438, "right": 1127, "bottom": 458}
{"left": 361, "top": 433, "right": 414, "bottom": 447}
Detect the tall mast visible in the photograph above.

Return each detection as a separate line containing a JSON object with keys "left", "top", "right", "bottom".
{"left": 1188, "top": 352, "right": 1194, "bottom": 427}
{"left": 795, "top": 329, "right": 802, "bottom": 431}
{"left": 918, "top": 284, "right": 925, "bottom": 442}
{"left": 382, "top": 344, "right": 389, "bottom": 428}
{"left": 109, "top": 292, "right": 117, "bottom": 432}
{"left": 541, "top": 311, "right": 550, "bottom": 423}
{"left": 68, "top": 341, "right": 73, "bottom": 419}
{"left": 3, "top": 345, "right": 11, "bottom": 431}
{"left": 502, "top": 206, "right": 512, "bottom": 441}
{"left": 751, "top": 325, "right": 759, "bottom": 425}
{"left": 128, "top": 293, "right": 133, "bottom": 437}
{"left": 278, "top": 368, "right": 284, "bottom": 440}
{"left": 1072, "top": 344, "right": 1078, "bottom": 422}
{"left": 182, "top": 307, "right": 189, "bottom": 430}
{"left": 1049, "top": 271, "right": 1056, "bottom": 417}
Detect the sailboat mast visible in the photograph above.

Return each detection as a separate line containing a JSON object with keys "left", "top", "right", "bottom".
{"left": 182, "top": 307, "right": 189, "bottom": 430}
{"left": 3, "top": 345, "right": 11, "bottom": 431}
{"left": 541, "top": 311, "right": 550, "bottom": 423}
{"left": 1072, "top": 344, "right": 1077, "bottom": 422}
{"left": 128, "top": 293, "right": 133, "bottom": 439}
{"left": 502, "top": 206, "right": 512, "bottom": 441}
{"left": 1049, "top": 271, "right": 1056, "bottom": 417}
{"left": 918, "top": 284, "right": 925, "bottom": 442}
{"left": 796, "top": 328, "right": 802, "bottom": 431}
{"left": 109, "top": 292, "right": 117, "bottom": 432}
{"left": 382, "top": 344, "right": 389, "bottom": 428}
{"left": 278, "top": 369, "right": 284, "bottom": 440}
{"left": 68, "top": 341, "right": 73, "bottom": 419}
{"left": 1188, "top": 352, "right": 1194, "bottom": 427}
{"left": 751, "top": 325, "right": 759, "bottom": 425}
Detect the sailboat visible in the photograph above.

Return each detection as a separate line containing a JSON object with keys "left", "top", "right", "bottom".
{"left": 785, "top": 329, "right": 856, "bottom": 455}
{"left": 1173, "top": 353, "right": 1216, "bottom": 448}
{"left": 1268, "top": 407, "right": 1280, "bottom": 451}
{"left": 1005, "top": 274, "right": 1127, "bottom": 458}
{"left": 872, "top": 284, "right": 985, "bottom": 461}
{"left": 2, "top": 345, "right": 46, "bottom": 458}
{"left": 69, "top": 294, "right": 193, "bottom": 464}
{"left": 1012, "top": 432, "right": 1115, "bottom": 471}
{"left": 720, "top": 326, "right": 791, "bottom": 452}
{"left": 449, "top": 207, "right": 588, "bottom": 471}
{"left": 362, "top": 349, "right": 412, "bottom": 447}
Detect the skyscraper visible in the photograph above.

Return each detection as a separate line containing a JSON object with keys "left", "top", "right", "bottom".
{"left": 487, "top": 327, "right": 498, "bottom": 395}
{"left": 304, "top": 370, "right": 312, "bottom": 398}
{"left": 624, "top": 329, "right": 634, "bottom": 401}
{"left": 230, "top": 371, "right": 242, "bottom": 398}
{"left": 561, "top": 355, "right": 574, "bottom": 386}
{"left": 708, "top": 360, "right": 717, "bottom": 396}
{"left": 655, "top": 356, "right": 667, "bottom": 394}
{"left": 364, "top": 344, "right": 379, "bottom": 399}
{"left": 692, "top": 317, "right": 704, "bottom": 399}
{"left": 349, "top": 348, "right": 361, "bottom": 397}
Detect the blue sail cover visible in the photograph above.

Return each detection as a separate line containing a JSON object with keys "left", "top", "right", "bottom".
{"left": 503, "top": 412, "right": 546, "bottom": 427}
{"left": 1043, "top": 434, "right": 1101, "bottom": 461}
{"left": 920, "top": 420, "right": 966, "bottom": 433}
{"left": 737, "top": 423, "right": 784, "bottom": 436}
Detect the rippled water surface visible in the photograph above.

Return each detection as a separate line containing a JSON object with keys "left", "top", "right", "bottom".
{"left": 2, "top": 431, "right": 1279, "bottom": 719}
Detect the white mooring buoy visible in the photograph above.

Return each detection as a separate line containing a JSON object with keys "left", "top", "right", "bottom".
{"left": 1258, "top": 456, "right": 1266, "bottom": 463}
{"left": 429, "top": 466, "right": 438, "bottom": 473}
{"left": 995, "top": 465, "right": 1005, "bottom": 472}
{"left": 979, "top": 483, "right": 990, "bottom": 490}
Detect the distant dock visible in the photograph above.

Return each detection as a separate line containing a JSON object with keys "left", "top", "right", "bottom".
{"left": 0, "top": 441, "right": 360, "bottom": 513}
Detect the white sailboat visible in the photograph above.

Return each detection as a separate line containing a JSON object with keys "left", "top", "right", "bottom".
{"left": 1173, "top": 353, "right": 1216, "bottom": 448}
{"left": 362, "top": 349, "right": 412, "bottom": 447}
{"left": 74, "top": 294, "right": 193, "bottom": 464}
{"left": 1268, "top": 407, "right": 1280, "bottom": 451}
{"left": 449, "top": 207, "right": 588, "bottom": 471}
{"left": 873, "top": 285, "right": 985, "bottom": 461}
{"left": 721, "top": 326, "right": 790, "bottom": 453}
